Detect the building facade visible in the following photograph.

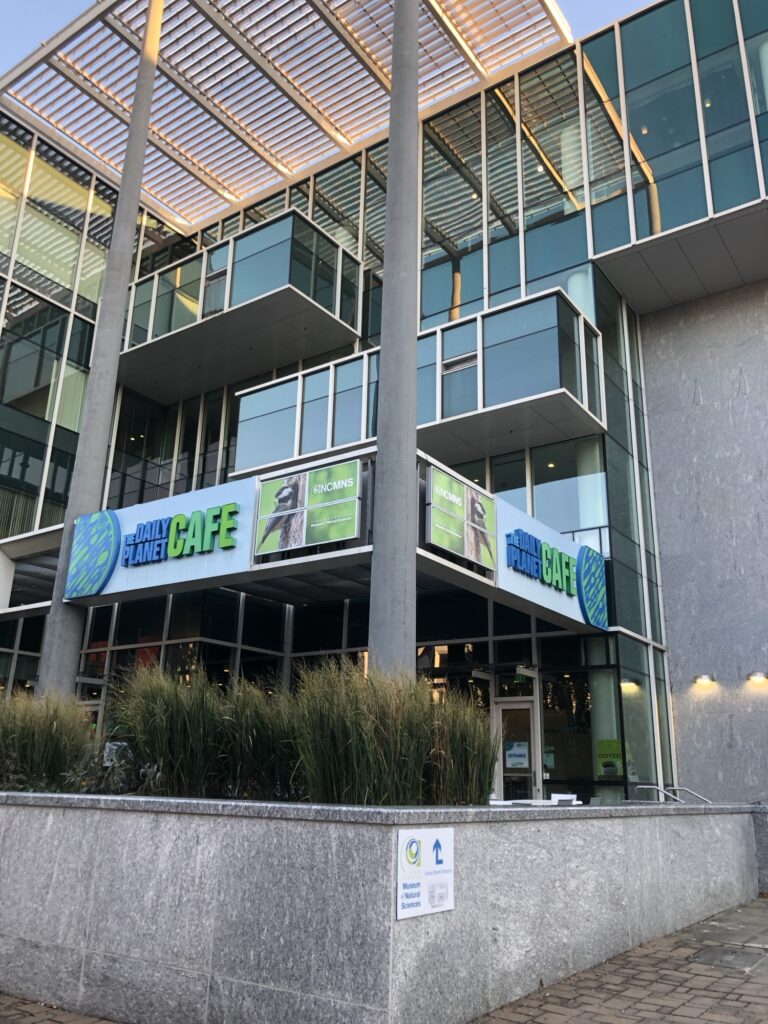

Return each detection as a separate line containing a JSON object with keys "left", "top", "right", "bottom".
{"left": 0, "top": 0, "right": 766, "bottom": 804}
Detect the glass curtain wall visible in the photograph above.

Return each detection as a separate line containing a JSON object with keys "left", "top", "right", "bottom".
{"left": 421, "top": 99, "right": 484, "bottom": 329}
{"left": 740, "top": 0, "right": 768, "bottom": 177}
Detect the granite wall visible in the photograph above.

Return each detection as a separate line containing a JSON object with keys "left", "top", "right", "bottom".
{"left": 0, "top": 795, "right": 759, "bottom": 1024}
{"left": 640, "top": 280, "right": 768, "bottom": 803}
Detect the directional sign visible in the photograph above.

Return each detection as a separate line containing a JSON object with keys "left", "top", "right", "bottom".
{"left": 396, "top": 828, "right": 455, "bottom": 920}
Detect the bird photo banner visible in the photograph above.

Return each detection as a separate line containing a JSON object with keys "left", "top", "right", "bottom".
{"left": 426, "top": 466, "right": 496, "bottom": 572}
{"left": 255, "top": 460, "right": 361, "bottom": 555}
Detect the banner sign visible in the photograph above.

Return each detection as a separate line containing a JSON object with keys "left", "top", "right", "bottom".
{"left": 496, "top": 500, "right": 608, "bottom": 630}
{"left": 426, "top": 467, "right": 496, "bottom": 571}
{"left": 65, "top": 478, "right": 258, "bottom": 602}
{"left": 255, "top": 460, "right": 361, "bottom": 555}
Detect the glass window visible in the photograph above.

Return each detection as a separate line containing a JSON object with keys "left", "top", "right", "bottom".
{"left": 168, "top": 589, "right": 239, "bottom": 643}
{"left": 236, "top": 378, "right": 298, "bottom": 471}
{"left": 242, "top": 595, "right": 284, "bottom": 651}
{"left": 521, "top": 54, "right": 588, "bottom": 289}
{"left": 340, "top": 251, "right": 358, "bottom": 329}
{"left": 202, "top": 242, "right": 229, "bottom": 318}
{"left": 109, "top": 390, "right": 176, "bottom": 509}
{"left": 87, "top": 605, "right": 113, "bottom": 648}
{"left": 197, "top": 389, "right": 223, "bottom": 488}
{"left": 78, "top": 181, "right": 118, "bottom": 316}
{"left": 492, "top": 450, "right": 526, "bottom": 512}
{"left": 292, "top": 601, "right": 344, "bottom": 652}
{"left": 40, "top": 425, "right": 77, "bottom": 529}
{"left": 153, "top": 255, "right": 202, "bottom": 337}
{"left": 654, "top": 649, "right": 674, "bottom": 786}
{"left": 289, "top": 181, "right": 310, "bottom": 214}
{"left": 486, "top": 86, "right": 520, "bottom": 306}
{"left": 363, "top": 143, "right": 387, "bottom": 274}
{"left": 15, "top": 141, "right": 90, "bottom": 305}
{"left": 290, "top": 217, "right": 337, "bottom": 312}
{"left": 417, "top": 335, "right": 437, "bottom": 425}
{"left": 583, "top": 31, "right": 631, "bottom": 253}
{"left": 0, "top": 284, "right": 68, "bottom": 422}
{"left": 584, "top": 325, "right": 602, "bottom": 419}
{"left": 366, "top": 353, "right": 378, "bottom": 437}
{"left": 618, "top": 637, "right": 658, "bottom": 793}
{"left": 173, "top": 396, "right": 200, "bottom": 495}
{"left": 442, "top": 364, "right": 476, "bottom": 418}
{"left": 114, "top": 596, "right": 166, "bottom": 646}
{"left": 244, "top": 193, "right": 286, "bottom": 226}
{"left": 313, "top": 158, "right": 361, "bottom": 252}
{"left": 332, "top": 359, "right": 363, "bottom": 447}
{"left": 622, "top": 0, "right": 707, "bottom": 236}
{"left": 231, "top": 216, "right": 292, "bottom": 307}
{"left": 451, "top": 459, "right": 485, "bottom": 487}
{"left": 690, "top": 0, "right": 759, "bottom": 213}
{"left": 416, "top": 588, "right": 487, "bottom": 642}
{"left": 0, "top": 116, "right": 32, "bottom": 275}
{"left": 742, "top": 0, "right": 768, "bottom": 176}
{"left": 421, "top": 99, "right": 484, "bottom": 329}
{"left": 300, "top": 369, "right": 329, "bottom": 455}
{"left": 129, "top": 279, "right": 154, "bottom": 346}
{"left": 483, "top": 297, "right": 565, "bottom": 407}
{"left": 594, "top": 269, "right": 632, "bottom": 451}
{"left": 532, "top": 436, "right": 608, "bottom": 535}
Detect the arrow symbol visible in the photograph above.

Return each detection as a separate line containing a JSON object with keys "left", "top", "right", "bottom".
{"left": 433, "top": 839, "right": 443, "bottom": 865}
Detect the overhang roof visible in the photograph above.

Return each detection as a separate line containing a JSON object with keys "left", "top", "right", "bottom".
{"left": 0, "top": 0, "right": 571, "bottom": 231}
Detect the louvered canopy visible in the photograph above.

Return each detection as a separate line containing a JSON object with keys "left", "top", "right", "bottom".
{"left": 0, "top": 0, "right": 571, "bottom": 230}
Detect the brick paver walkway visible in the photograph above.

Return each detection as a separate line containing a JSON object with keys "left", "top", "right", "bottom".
{"left": 476, "top": 898, "right": 768, "bottom": 1024}
{"left": 2, "top": 900, "right": 767, "bottom": 1024}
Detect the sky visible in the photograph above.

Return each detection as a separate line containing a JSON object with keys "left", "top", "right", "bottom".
{"left": 0, "top": 0, "right": 650, "bottom": 76}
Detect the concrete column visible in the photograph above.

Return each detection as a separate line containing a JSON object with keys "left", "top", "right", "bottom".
{"left": 36, "top": 0, "right": 165, "bottom": 696}
{"left": 0, "top": 548, "right": 13, "bottom": 610}
{"left": 367, "top": 0, "right": 420, "bottom": 674}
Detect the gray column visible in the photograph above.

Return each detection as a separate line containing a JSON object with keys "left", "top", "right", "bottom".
{"left": 36, "top": 0, "right": 165, "bottom": 696}
{"left": 367, "top": 0, "right": 420, "bottom": 674}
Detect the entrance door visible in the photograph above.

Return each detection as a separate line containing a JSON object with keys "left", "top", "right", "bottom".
{"left": 493, "top": 700, "right": 541, "bottom": 800}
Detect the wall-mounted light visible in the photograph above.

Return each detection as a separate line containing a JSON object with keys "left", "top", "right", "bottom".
{"left": 746, "top": 672, "right": 768, "bottom": 691}
{"left": 620, "top": 679, "right": 640, "bottom": 694}
{"left": 693, "top": 674, "right": 717, "bottom": 688}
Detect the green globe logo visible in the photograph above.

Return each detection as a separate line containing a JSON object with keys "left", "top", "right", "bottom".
{"left": 65, "top": 511, "right": 121, "bottom": 600}
{"left": 576, "top": 545, "right": 608, "bottom": 630}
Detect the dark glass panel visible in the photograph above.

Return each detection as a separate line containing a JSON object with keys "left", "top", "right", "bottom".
{"left": 332, "top": 359, "right": 363, "bottom": 447}
{"left": 416, "top": 589, "right": 487, "bottom": 642}
{"left": 313, "top": 157, "right": 361, "bottom": 252}
{"left": 533, "top": 436, "right": 608, "bottom": 535}
{"left": 292, "top": 601, "right": 344, "bottom": 652}
{"left": 114, "top": 596, "right": 166, "bottom": 646}
{"left": 491, "top": 450, "right": 526, "bottom": 512}
{"left": 236, "top": 378, "right": 298, "bottom": 471}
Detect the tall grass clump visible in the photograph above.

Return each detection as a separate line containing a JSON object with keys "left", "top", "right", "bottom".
{"left": 0, "top": 695, "right": 93, "bottom": 791}
{"left": 222, "top": 682, "right": 300, "bottom": 800}
{"left": 111, "top": 664, "right": 228, "bottom": 798}
{"left": 292, "top": 658, "right": 497, "bottom": 806}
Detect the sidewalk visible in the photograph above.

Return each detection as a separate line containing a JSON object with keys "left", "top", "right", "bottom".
{"left": 2, "top": 899, "right": 767, "bottom": 1024}
{"left": 476, "top": 898, "right": 768, "bottom": 1024}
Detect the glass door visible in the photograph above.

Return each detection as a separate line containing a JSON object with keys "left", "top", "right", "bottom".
{"left": 493, "top": 700, "right": 541, "bottom": 800}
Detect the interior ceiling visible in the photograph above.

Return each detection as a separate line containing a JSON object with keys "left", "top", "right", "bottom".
{"left": 0, "top": 0, "right": 571, "bottom": 231}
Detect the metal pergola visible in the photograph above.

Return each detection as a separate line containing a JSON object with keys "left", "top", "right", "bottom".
{"left": 0, "top": 0, "right": 571, "bottom": 231}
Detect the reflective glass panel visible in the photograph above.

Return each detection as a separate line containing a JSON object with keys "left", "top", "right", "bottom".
{"left": 300, "top": 369, "right": 330, "bottom": 454}
{"left": 521, "top": 54, "right": 588, "bottom": 288}
{"left": 442, "top": 364, "right": 477, "bottom": 417}
{"left": 78, "top": 181, "right": 117, "bottom": 315}
{"left": 422, "top": 99, "right": 483, "bottom": 328}
{"left": 16, "top": 141, "right": 89, "bottom": 305}
{"left": 492, "top": 450, "right": 526, "bottom": 512}
{"left": 236, "top": 379, "right": 298, "bottom": 470}
{"left": 690, "top": 0, "right": 759, "bottom": 213}
{"left": 417, "top": 334, "right": 437, "bottom": 425}
{"left": 0, "top": 116, "right": 32, "bottom": 275}
{"left": 231, "top": 216, "right": 292, "bottom": 306}
{"left": 486, "top": 86, "right": 520, "bottom": 306}
{"left": 153, "top": 256, "right": 202, "bottom": 337}
{"left": 742, "top": 0, "right": 768, "bottom": 175}
{"left": 532, "top": 436, "right": 608, "bottom": 534}
{"left": 583, "top": 31, "right": 631, "bottom": 253}
{"left": 290, "top": 217, "right": 337, "bottom": 312}
{"left": 618, "top": 637, "right": 658, "bottom": 793}
{"left": 332, "top": 359, "right": 363, "bottom": 447}
{"left": 313, "top": 158, "right": 361, "bottom": 252}
{"left": 622, "top": 0, "right": 707, "bottom": 236}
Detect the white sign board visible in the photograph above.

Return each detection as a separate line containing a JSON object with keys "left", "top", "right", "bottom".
{"left": 396, "top": 828, "right": 455, "bottom": 920}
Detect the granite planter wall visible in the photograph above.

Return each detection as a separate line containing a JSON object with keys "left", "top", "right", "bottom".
{"left": 0, "top": 795, "right": 759, "bottom": 1024}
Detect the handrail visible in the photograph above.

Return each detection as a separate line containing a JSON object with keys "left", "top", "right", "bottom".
{"left": 634, "top": 784, "right": 684, "bottom": 803}
{"left": 665, "top": 786, "right": 712, "bottom": 805}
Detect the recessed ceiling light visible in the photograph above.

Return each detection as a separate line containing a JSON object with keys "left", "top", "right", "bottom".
{"left": 641, "top": 126, "right": 649, "bottom": 135}
{"left": 547, "top": 462, "right": 555, "bottom": 469}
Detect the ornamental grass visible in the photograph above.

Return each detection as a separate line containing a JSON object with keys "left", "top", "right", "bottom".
{"left": 1, "top": 660, "right": 498, "bottom": 806}
{"left": 0, "top": 694, "right": 93, "bottom": 791}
